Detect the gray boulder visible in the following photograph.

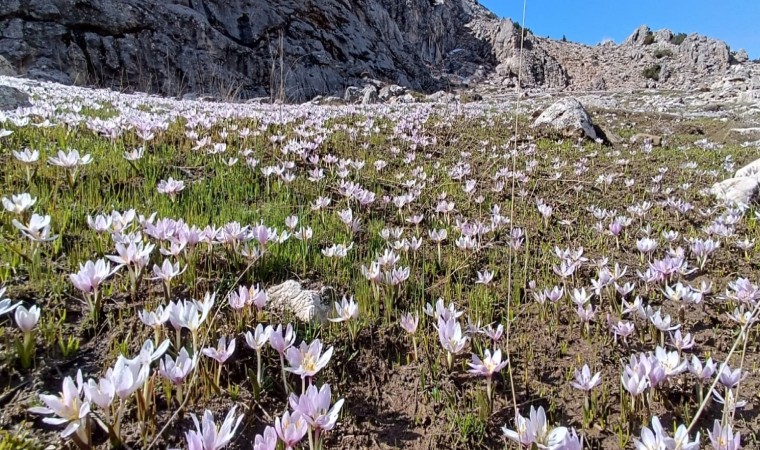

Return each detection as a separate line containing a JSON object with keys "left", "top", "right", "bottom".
{"left": 0, "top": 56, "right": 16, "bottom": 76}
{"left": 361, "top": 85, "right": 378, "bottom": 104}
{"left": 378, "top": 84, "right": 406, "bottom": 101}
{"left": 532, "top": 97, "right": 598, "bottom": 140}
{"left": 388, "top": 93, "right": 417, "bottom": 104}
{"left": 0, "top": 85, "right": 31, "bottom": 110}
{"left": 344, "top": 86, "right": 362, "bottom": 103}
{"left": 734, "top": 49, "right": 749, "bottom": 63}
{"left": 426, "top": 90, "right": 456, "bottom": 103}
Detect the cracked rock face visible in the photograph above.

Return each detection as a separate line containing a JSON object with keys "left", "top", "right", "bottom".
{"left": 0, "top": 0, "right": 495, "bottom": 101}
{"left": 0, "top": 0, "right": 755, "bottom": 100}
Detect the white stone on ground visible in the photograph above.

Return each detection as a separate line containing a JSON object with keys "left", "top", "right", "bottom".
{"left": 710, "top": 177, "right": 759, "bottom": 205}
{"left": 531, "top": 97, "right": 598, "bottom": 141}
{"left": 266, "top": 280, "right": 331, "bottom": 323}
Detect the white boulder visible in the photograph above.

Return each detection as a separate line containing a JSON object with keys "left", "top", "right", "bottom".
{"left": 710, "top": 177, "right": 759, "bottom": 205}
{"left": 266, "top": 280, "right": 333, "bottom": 323}
{"left": 532, "top": 97, "right": 598, "bottom": 141}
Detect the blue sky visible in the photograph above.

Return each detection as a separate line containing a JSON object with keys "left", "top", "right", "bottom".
{"left": 479, "top": 0, "right": 759, "bottom": 58}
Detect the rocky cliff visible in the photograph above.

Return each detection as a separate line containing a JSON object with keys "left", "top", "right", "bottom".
{"left": 527, "top": 25, "right": 744, "bottom": 91}
{"left": 0, "top": 0, "right": 755, "bottom": 100}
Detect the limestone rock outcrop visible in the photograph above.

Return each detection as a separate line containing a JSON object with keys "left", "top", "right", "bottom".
{"left": 0, "top": 0, "right": 755, "bottom": 101}
{"left": 0, "top": 0, "right": 496, "bottom": 101}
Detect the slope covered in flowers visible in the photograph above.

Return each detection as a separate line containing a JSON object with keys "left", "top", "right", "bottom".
{"left": 0, "top": 76, "right": 759, "bottom": 449}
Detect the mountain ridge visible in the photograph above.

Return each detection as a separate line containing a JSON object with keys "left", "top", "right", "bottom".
{"left": 0, "top": 0, "right": 755, "bottom": 101}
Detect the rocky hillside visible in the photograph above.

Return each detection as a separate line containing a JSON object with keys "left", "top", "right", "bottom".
{"left": 0, "top": 0, "right": 756, "bottom": 100}
{"left": 519, "top": 25, "right": 751, "bottom": 91}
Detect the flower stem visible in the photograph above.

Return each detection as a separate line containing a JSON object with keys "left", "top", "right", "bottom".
{"left": 256, "top": 349, "right": 263, "bottom": 386}
{"left": 280, "top": 353, "right": 289, "bottom": 394}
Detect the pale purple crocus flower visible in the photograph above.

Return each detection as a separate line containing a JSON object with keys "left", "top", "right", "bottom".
{"left": 669, "top": 330, "right": 695, "bottom": 352}
{"left": 275, "top": 411, "right": 309, "bottom": 450}
{"left": 87, "top": 213, "right": 113, "bottom": 234}
{"left": 482, "top": 323, "right": 504, "bottom": 342}
{"left": 328, "top": 296, "right": 359, "bottom": 323}
{"left": 12, "top": 213, "right": 58, "bottom": 242}
{"left": 270, "top": 323, "right": 296, "bottom": 393}
{"left": 468, "top": 348, "right": 508, "bottom": 378}
{"left": 399, "top": 312, "right": 419, "bottom": 334}
{"left": 269, "top": 324, "right": 296, "bottom": 355}
{"left": 245, "top": 324, "right": 272, "bottom": 386}
{"left": 289, "top": 383, "right": 345, "bottom": 443}
{"left": 576, "top": 304, "right": 597, "bottom": 327}
{"left": 108, "top": 356, "right": 149, "bottom": 403}
{"left": 689, "top": 355, "right": 716, "bottom": 386}
{"left": 468, "top": 348, "right": 507, "bottom": 401}
{"left": 436, "top": 316, "right": 468, "bottom": 368}
{"left": 718, "top": 363, "right": 746, "bottom": 389}
{"left": 28, "top": 371, "right": 90, "bottom": 439}
{"left": 502, "top": 405, "right": 553, "bottom": 448}
{"left": 48, "top": 149, "right": 92, "bottom": 169}
{"left": 610, "top": 319, "right": 635, "bottom": 345}
{"left": 621, "top": 368, "right": 649, "bottom": 397}
{"left": 0, "top": 288, "right": 19, "bottom": 316}
{"left": 48, "top": 149, "right": 92, "bottom": 186}
{"left": 84, "top": 376, "right": 115, "bottom": 412}
{"left": 654, "top": 346, "right": 687, "bottom": 378}
{"left": 185, "top": 405, "right": 243, "bottom": 450}
{"left": 150, "top": 258, "right": 185, "bottom": 299}
{"left": 69, "top": 259, "right": 112, "bottom": 295}
{"left": 475, "top": 270, "right": 494, "bottom": 285}
{"left": 15, "top": 304, "right": 40, "bottom": 333}
{"left": 69, "top": 259, "right": 113, "bottom": 320}
{"left": 424, "top": 298, "right": 463, "bottom": 323}
{"left": 227, "top": 285, "right": 249, "bottom": 311}
{"left": 712, "top": 389, "right": 747, "bottom": 416}
{"left": 571, "top": 364, "right": 601, "bottom": 392}
{"left": 127, "top": 338, "right": 171, "bottom": 366}
{"left": 672, "top": 423, "right": 700, "bottom": 450}
{"left": 1, "top": 193, "right": 36, "bottom": 215}
{"left": 202, "top": 336, "right": 236, "bottom": 365}
{"left": 248, "top": 284, "right": 268, "bottom": 311}
{"left": 168, "top": 297, "right": 212, "bottom": 348}
{"left": 13, "top": 148, "right": 39, "bottom": 164}
{"left": 708, "top": 420, "right": 741, "bottom": 450}
{"left": 286, "top": 339, "right": 334, "bottom": 380}
{"left": 253, "top": 426, "right": 278, "bottom": 450}
{"left": 570, "top": 288, "right": 591, "bottom": 307}
{"left": 633, "top": 416, "right": 675, "bottom": 450}
{"left": 159, "top": 348, "right": 198, "bottom": 386}
{"left": 157, "top": 177, "right": 185, "bottom": 201}
{"left": 400, "top": 312, "right": 420, "bottom": 361}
